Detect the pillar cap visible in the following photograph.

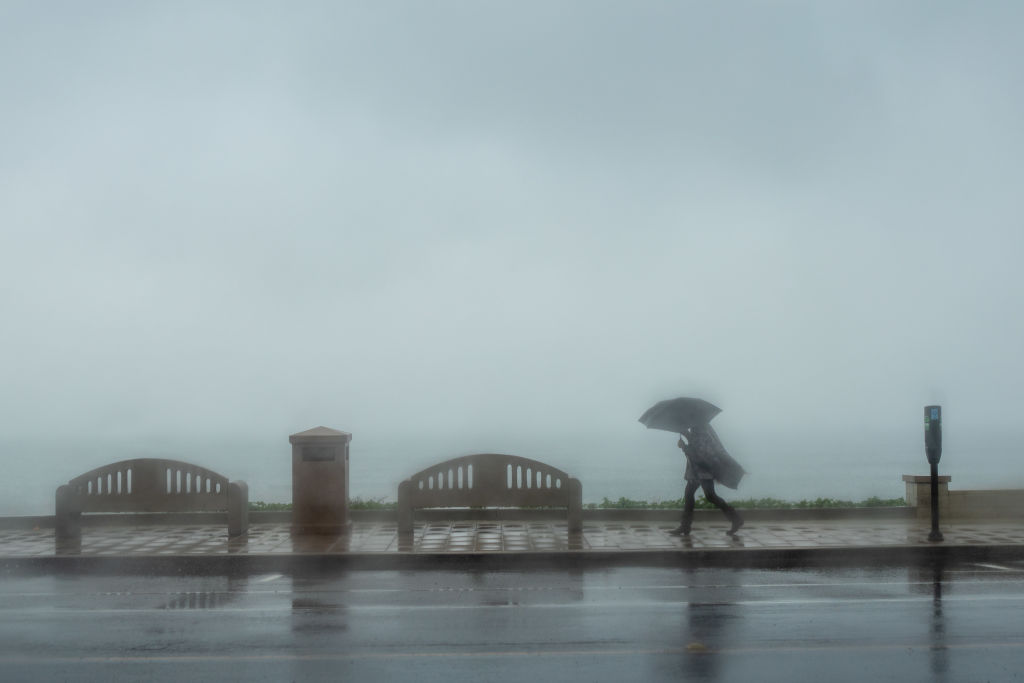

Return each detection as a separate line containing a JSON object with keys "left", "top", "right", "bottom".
{"left": 289, "top": 426, "right": 352, "bottom": 444}
{"left": 902, "top": 474, "right": 951, "bottom": 483}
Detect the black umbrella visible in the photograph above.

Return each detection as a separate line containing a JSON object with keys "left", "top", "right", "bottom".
{"left": 638, "top": 397, "right": 722, "bottom": 434}
{"left": 638, "top": 397, "right": 745, "bottom": 489}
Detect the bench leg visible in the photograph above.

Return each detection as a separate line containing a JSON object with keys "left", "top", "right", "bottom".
{"left": 567, "top": 478, "right": 583, "bottom": 533}
{"left": 397, "top": 480, "right": 414, "bottom": 535}
{"left": 228, "top": 481, "right": 249, "bottom": 537}
{"left": 55, "top": 485, "right": 82, "bottom": 540}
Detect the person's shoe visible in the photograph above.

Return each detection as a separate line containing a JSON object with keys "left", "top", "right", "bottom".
{"left": 668, "top": 526, "right": 690, "bottom": 536}
{"left": 727, "top": 516, "right": 744, "bottom": 536}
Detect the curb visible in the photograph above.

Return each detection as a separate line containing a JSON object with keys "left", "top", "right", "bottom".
{"left": 4, "top": 543, "right": 1023, "bottom": 576}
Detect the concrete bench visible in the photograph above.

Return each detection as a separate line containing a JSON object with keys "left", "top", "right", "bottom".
{"left": 55, "top": 458, "right": 248, "bottom": 539}
{"left": 397, "top": 453, "right": 582, "bottom": 534}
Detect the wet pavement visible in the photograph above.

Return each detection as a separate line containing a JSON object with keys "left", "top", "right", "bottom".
{"left": 1, "top": 518, "right": 1023, "bottom": 559}
{"left": 2, "top": 563, "right": 1024, "bottom": 681}
{"left": 4, "top": 519, "right": 1024, "bottom": 680}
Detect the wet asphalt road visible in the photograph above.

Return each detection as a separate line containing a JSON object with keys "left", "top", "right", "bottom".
{"left": 2, "top": 561, "right": 1024, "bottom": 682}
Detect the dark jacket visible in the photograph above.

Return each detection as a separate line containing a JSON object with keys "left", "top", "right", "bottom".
{"left": 682, "top": 424, "right": 746, "bottom": 489}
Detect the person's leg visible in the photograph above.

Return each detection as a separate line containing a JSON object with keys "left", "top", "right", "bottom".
{"left": 681, "top": 480, "right": 700, "bottom": 532}
{"left": 699, "top": 480, "right": 744, "bottom": 534}
{"left": 671, "top": 481, "right": 700, "bottom": 535}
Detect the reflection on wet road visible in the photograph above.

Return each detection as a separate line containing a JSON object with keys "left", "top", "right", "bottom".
{"left": 2, "top": 562, "right": 1024, "bottom": 681}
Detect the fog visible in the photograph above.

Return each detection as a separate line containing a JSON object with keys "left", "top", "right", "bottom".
{"left": 2, "top": 2, "right": 1022, "bottom": 514}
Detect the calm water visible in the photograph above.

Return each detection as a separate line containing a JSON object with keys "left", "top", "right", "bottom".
{"left": 2, "top": 429, "right": 1020, "bottom": 516}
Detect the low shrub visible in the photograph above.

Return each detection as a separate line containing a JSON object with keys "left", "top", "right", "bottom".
{"left": 252, "top": 495, "right": 906, "bottom": 512}
{"left": 249, "top": 497, "right": 398, "bottom": 512}
{"left": 584, "top": 496, "right": 906, "bottom": 510}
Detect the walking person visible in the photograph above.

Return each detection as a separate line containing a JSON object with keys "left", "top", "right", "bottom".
{"left": 669, "top": 423, "right": 744, "bottom": 536}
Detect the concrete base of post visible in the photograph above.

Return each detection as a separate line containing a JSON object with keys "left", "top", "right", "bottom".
{"left": 903, "top": 474, "right": 951, "bottom": 520}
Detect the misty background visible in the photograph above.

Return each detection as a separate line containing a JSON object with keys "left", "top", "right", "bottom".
{"left": 2, "top": 2, "right": 1022, "bottom": 515}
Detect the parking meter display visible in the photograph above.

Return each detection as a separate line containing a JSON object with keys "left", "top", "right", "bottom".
{"left": 925, "top": 405, "right": 942, "bottom": 464}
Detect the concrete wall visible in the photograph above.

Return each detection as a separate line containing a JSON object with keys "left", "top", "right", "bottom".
{"left": 904, "top": 475, "right": 1024, "bottom": 520}
{"left": 946, "top": 490, "right": 1024, "bottom": 520}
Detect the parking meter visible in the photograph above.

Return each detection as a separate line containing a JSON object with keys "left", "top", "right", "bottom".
{"left": 924, "top": 405, "right": 942, "bottom": 464}
{"left": 924, "top": 405, "right": 944, "bottom": 541}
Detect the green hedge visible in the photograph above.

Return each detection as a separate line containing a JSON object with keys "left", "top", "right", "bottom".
{"left": 585, "top": 496, "right": 906, "bottom": 510}
{"left": 250, "top": 495, "right": 905, "bottom": 512}
{"left": 249, "top": 498, "right": 397, "bottom": 511}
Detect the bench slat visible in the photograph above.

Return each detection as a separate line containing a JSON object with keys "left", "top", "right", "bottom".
{"left": 56, "top": 458, "right": 247, "bottom": 539}
{"left": 397, "top": 454, "right": 582, "bottom": 534}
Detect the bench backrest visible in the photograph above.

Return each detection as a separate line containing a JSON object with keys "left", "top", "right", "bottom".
{"left": 399, "top": 453, "right": 576, "bottom": 509}
{"left": 63, "top": 458, "right": 230, "bottom": 513}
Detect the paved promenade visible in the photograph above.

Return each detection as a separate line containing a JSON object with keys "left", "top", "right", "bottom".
{"left": 2, "top": 517, "right": 1024, "bottom": 571}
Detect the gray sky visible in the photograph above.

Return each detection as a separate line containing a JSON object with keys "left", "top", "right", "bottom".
{"left": 2, "top": 2, "right": 1022, "bottom": 463}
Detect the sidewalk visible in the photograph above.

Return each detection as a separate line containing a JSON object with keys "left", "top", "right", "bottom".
{"left": 2, "top": 517, "right": 1024, "bottom": 572}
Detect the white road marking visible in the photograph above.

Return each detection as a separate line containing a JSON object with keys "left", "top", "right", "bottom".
{"left": 972, "top": 563, "right": 1018, "bottom": 572}
{"left": 4, "top": 577, "right": 1024, "bottom": 600}
{"left": 2, "top": 640, "right": 1024, "bottom": 664}
{"left": 7, "top": 593, "right": 1024, "bottom": 614}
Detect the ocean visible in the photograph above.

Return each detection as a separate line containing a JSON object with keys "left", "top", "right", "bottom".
{"left": 3, "top": 428, "right": 1020, "bottom": 516}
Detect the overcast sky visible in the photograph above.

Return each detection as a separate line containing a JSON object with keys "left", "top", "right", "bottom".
{"left": 2, "top": 2, "right": 1022, "bottom": 456}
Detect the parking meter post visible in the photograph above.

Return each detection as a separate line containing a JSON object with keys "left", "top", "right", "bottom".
{"left": 925, "top": 406, "right": 944, "bottom": 542}
{"left": 928, "top": 461, "right": 943, "bottom": 541}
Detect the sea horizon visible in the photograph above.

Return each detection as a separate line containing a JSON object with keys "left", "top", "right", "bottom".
{"left": 2, "top": 427, "right": 1020, "bottom": 517}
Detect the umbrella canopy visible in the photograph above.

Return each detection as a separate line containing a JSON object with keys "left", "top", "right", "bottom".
{"left": 638, "top": 397, "right": 722, "bottom": 434}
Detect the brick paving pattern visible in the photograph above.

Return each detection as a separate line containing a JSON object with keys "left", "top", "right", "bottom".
{"left": 2, "top": 520, "right": 1024, "bottom": 557}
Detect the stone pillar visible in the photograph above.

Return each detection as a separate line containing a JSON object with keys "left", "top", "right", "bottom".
{"left": 903, "top": 474, "right": 951, "bottom": 520}
{"left": 291, "top": 426, "right": 352, "bottom": 534}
